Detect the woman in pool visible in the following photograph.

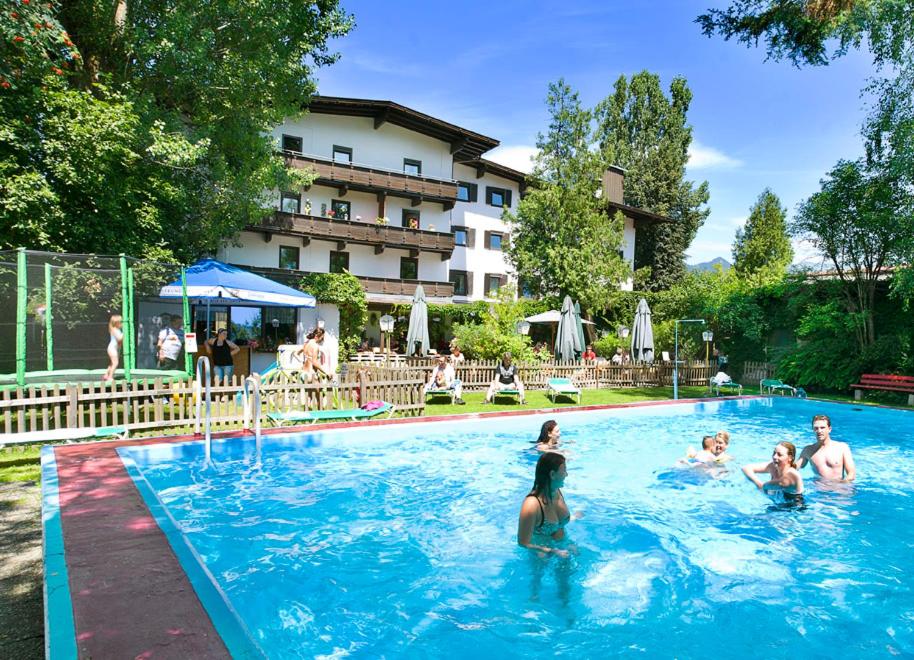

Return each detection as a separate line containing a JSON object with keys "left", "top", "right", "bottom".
{"left": 533, "top": 420, "right": 561, "bottom": 452}
{"left": 518, "top": 452, "right": 572, "bottom": 557}
{"left": 742, "top": 441, "right": 804, "bottom": 501}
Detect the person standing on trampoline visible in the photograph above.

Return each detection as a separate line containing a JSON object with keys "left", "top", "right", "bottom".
{"left": 103, "top": 315, "right": 124, "bottom": 381}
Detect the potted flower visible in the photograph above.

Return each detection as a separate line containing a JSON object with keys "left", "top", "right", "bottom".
{"left": 327, "top": 209, "right": 336, "bottom": 220}
{"left": 304, "top": 199, "right": 312, "bottom": 215}
{"left": 375, "top": 216, "right": 389, "bottom": 225}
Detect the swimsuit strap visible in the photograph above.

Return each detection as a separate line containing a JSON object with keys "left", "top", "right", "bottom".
{"left": 526, "top": 494, "right": 546, "bottom": 528}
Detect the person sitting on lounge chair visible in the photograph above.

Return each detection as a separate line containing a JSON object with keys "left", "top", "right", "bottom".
{"left": 425, "top": 355, "right": 465, "bottom": 404}
{"left": 483, "top": 352, "right": 526, "bottom": 404}
{"left": 712, "top": 369, "right": 732, "bottom": 386}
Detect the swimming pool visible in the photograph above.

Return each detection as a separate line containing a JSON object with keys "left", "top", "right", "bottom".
{"left": 119, "top": 398, "right": 914, "bottom": 658}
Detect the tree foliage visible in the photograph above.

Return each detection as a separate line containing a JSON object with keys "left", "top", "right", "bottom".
{"left": 505, "top": 79, "right": 627, "bottom": 313}
{"left": 0, "top": 0, "right": 351, "bottom": 261}
{"left": 696, "top": 0, "right": 912, "bottom": 67}
{"left": 298, "top": 271, "right": 367, "bottom": 362}
{"left": 595, "top": 71, "right": 710, "bottom": 290}
{"left": 450, "top": 288, "right": 537, "bottom": 361}
{"left": 732, "top": 188, "right": 793, "bottom": 278}
{"left": 793, "top": 158, "right": 914, "bottom": 349}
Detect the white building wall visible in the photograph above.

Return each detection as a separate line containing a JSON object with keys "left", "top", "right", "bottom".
{"left": 450, "top": 163, "right": 519, "bottom": 301}
{"left": 275, "top": 114, "right": 453, "bottom": 180}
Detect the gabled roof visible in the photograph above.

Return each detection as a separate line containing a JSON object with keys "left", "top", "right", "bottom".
{"left": 457, "top": 158, "right": 529, "bottom": 186}
{"left": 606, "top": 201, "right": 670, "bottom": 224}
{"left": 306, "top": 96, "right": 500, "bottom": 161}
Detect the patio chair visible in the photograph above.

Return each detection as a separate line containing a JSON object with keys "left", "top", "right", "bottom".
{"left": 267, "top": 402, "right": 395, "bottom": 426}
{"left": 760, "top": 378, "right": 796, "bottom": 396}
{"left": 546, "top": 377, "right": 581, "bottom": 404}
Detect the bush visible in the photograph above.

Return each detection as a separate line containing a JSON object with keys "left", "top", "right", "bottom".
{"left": 298, "top": 272, "right": 367, "bottom": 362}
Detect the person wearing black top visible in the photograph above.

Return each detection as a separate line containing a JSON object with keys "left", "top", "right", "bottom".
{"left": 206, "top": 328, "right": 239, "bottom": 381}
{"left": 482, "top": 351, "right": 526, "bottom": 404}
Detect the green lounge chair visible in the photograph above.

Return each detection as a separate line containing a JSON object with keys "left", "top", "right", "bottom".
{"left": 760, "top": 378, "right": 796, "bottom": 396}
{"left": 267, "top": 402, "right": 395, "bottom": 426}
{"left": 425, "top": 387, "right": 456, "bottom": 404}
{"left": 710, "top": 377, "right": 743, "bottom": 396}
{"left": 492, "top": 389, "right": 523, "bottom": 404}
{"left": 546, "top": 377, "right": 581, "bottom": 404}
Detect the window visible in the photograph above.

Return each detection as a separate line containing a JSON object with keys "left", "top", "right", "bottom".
{"left": 262, "top": 306, "right": 297, "bottom": 347}
{"left": 401, "top": 209, "right": 420, "bottom": 229}
{"left": 486, "top": 186, "right": 513, "bottom": 208}
{"left": 279, "top": 246, "right": 299, "bottom": 270}
{"left": 453, "top": 227, "right": 468, "bottom": 247}
{"left": 329, "top": 251, "right": 349, "bottom": 273}
{"left": 282, "top": 134, "right": 303, "bottom": 153}
{"left": 485, "top": 274, "right": 503, "bottom": 297}
{"left": 403, "top": 158, "right": 422, "bottom": 176}
{"left": 486, "top": 231, "right": 504, "bottom": 251}
{"left": 331, "top": 199, "right": 351, "bottom": 221}
{"left": 518, "top": 278, "right": 536, "bottom": 299}
{"left": 400, "top": 257, "right": 418, "bottom": 280}
{"left": 457, "top": 181, "right": 478, "bottom": 202}
{"left": 332, "top": 145, "right": 352, "bottom": 163}
{"left": 449, "top": 270, "right": 469, "bottom": 296}
{"left": 280, "top": 192, "right": 300, "bottom": 214}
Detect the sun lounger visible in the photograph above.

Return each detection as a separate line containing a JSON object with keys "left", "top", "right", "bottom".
{"left": 0, "top": 425, "right": 128, "bottom": 448}
{"left": 546, "top": 378, "right": 581, "bottom": 404}
{"left": 267, "top": 402, "right": 395, "bottom": 426}
{"left": 425, "top": 388, "right": 456, "bottom": 404}
{"left": 492, "top": 389, "right": 522, "bottom": 403}
{"left": 760, "top": 378, "right": 796, "bottom": 396}
{"left": 710, "top": 378, "right": 743, "bottom": 396}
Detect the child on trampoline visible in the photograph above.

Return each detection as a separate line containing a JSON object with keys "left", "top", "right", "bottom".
{"left": 103, "top": 315, "right": 124, "bottom": 381}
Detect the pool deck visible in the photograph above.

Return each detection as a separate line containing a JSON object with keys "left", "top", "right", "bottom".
{"left": 43, "top": 396, "right": 752, "bottom": 657}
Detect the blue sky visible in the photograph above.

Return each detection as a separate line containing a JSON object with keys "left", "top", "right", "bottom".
{"left": 315, "top": 0, "right": 876, "bottom": 265}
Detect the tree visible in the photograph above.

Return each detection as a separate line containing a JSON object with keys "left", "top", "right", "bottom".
{"left": 696, "top": 0, "right": 912, "bottom": 67}
{"left": 505, "top": 79, "right": 627, "bottom": 312}
{"left": 595, "top": 72, "right": 710, "bottom": 290}
{"left": 299, "top": 272, "right": 367, "bottom": 362}
{"left": 792, "top": 159, "right": 914, "bottom": 349}
{"left": 732, "top": 189, "right": 793, "bottom": 277}
{"left": 0, "top": 0, "right": 352, "bottom": 261}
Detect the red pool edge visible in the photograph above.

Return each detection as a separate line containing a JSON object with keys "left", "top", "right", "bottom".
{"left": 46, "top": 396, "right": 754, "bottom": 657}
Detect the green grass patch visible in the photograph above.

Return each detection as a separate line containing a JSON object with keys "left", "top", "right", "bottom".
{"left": 0, "top": 446, "right": 42, "bottom": 484}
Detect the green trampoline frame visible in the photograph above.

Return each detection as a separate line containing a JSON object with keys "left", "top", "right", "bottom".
{"left": 8, "top": 248, "right": 193, "bottom": 388}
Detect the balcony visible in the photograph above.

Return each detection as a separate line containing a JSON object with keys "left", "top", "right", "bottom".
{"left": 282, "top": 152, "right": 459, "bottom": 207}
{"left": 240, "top": 265, "right": 454, "bottom": 300}
{"left": 256, "top": 211, "right": 455, "bottom": 258}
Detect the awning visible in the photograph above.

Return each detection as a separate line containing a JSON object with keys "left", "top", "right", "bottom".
{"left": 159, "top": 259, "right": 316, "bottom": 307}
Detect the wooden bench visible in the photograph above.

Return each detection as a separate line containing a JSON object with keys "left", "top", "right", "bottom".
{"left": 851, "top": 374, "right": 914, "bottom": 405}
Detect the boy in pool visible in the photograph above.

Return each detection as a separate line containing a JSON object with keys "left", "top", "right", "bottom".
{"left": 685, "top": 435, "right": 716, "bottom": 463}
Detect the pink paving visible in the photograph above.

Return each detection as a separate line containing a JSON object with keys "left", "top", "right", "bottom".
{"left": 52, "top": 396, "right": 746, "bottom": 656}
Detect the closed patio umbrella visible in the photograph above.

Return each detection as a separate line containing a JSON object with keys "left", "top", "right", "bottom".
{"left": 555, "top": 296, "right": 582, "bottom": 361}
{"left": 574, "top": 301, "right": 586, "bottom": 353}
{"left": 405, "top": 285, "right": 430, "bottom": 356}
{"left": 630, "top": 298, "right": 654, "bottom": 363}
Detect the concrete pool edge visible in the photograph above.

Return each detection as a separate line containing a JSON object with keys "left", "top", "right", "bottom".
{"left": 43, "top": 395, "right": 757, "bottom": 655}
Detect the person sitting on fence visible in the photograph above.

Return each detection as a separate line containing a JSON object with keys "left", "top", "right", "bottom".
{"left": 156, "top": 315, "right": 184, "bottom": 371}
{"left": 103, "top": 314, "right": 124, "bottom": 382}
{"left": 206, "top": 328, "right": 239, "bottom": 382}
{"left": 425, "top": 354, "right": 465, "bottom": 405}
{"left": 483, "top": 352, "right": 526, "bottom": 405}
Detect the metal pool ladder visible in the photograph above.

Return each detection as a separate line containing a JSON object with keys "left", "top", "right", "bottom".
{"left": 242, "top": 373, "right": 263, "bottom": 461}
{"left": 195, "top": 355, "right": 213, "bottom": 462}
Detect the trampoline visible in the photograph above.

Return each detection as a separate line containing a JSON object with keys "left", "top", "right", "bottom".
{"left": 0, "top": 368, "right": 188, "bottom": 391}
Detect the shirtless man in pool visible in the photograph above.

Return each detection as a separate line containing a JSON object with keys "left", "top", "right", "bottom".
{"left": 797, "top": 414, "right": 856, "bottom": 481}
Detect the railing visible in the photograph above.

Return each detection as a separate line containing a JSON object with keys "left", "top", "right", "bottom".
{"left": 260, "top": 212, "right": 455, "bottom": 255}
{"left": 0, "top": 369, "right": 425, "bottom": 436}
{"left": 282, "top": 152, "right": 459, "bottom": 201}
{"left": 243, "top": 265, "right": 455, "bottom": 299}
{"left": 242, "top": 374, "right": 262, "bottom": 455}
{"left": 194, "top": 356, "right": 213, "bottom": 461}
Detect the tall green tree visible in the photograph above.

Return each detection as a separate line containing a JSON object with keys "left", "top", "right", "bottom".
{"left": 0, "top": 0, "right": 352, "bottom": 261}
{"left": 793, "top": 158, "right": 914, "bottom": 349}
{"left": 505, "top": 79, "right": 627, "bottom": 312}
{"left": 732, "top": 189, "right": 793, "bottom": 277}
{"left": 595, "top": 72, "right": 710, "bottom": 291}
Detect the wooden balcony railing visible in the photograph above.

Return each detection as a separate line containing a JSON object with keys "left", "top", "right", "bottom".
{"left": 257, "top": 212, "right": 455, "bottom": 256}
{"left": 240, "top": 265, "right": 455, "bottom": 299}
{"left": 282, "top": 152, "right": 459, "bottom": 204}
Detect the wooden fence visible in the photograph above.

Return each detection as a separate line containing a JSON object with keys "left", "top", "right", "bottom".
{"left": 0, "top": 368, "right": 425, "bottom": 437}
{"left": 347, "top": 359, "right": 716, "bottom": 391}
{"left": 740, "top": 360, "right": 775, "bottom": 384}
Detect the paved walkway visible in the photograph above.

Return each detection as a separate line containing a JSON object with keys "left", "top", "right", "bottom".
{"left": 0, "top": 481, "right": 43, "bottom": 659}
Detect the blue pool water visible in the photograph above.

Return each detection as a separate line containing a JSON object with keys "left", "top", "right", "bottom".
{"left": 120, "top": 399, "right": 914, "bottom": 658}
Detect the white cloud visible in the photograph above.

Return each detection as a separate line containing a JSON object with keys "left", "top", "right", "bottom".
{"left": 687, "top": 141, "right": 742, "bottom": 170}
{"left": 485, "top": 145, "right": 538, "bottom": 174}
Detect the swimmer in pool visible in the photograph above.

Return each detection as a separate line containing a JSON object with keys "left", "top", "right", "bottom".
{"left": 518, "top": 452, "right": 574, "bottom": 558}
{"left": 797, "top": 414, "right": 856, "bottom": 481}
{"left": 742, "top": 441, "right": 804, "bottom": 501}
{"left": 713, "top": 430, "right": 734, "bottom": 463}
{"left": 533, "top": 420, "right": 561, "bottom": 452}
{"left": 684, "top": 435, "right": 716, "bottom": 463}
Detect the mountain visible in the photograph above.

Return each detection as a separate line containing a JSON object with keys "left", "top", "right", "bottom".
{"left": 687, "top": 257, "right": 731, "bottom": 272}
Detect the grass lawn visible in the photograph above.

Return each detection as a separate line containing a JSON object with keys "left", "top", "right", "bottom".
{"left": 0, "top": 446, "right": 41, "bottom": 485}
